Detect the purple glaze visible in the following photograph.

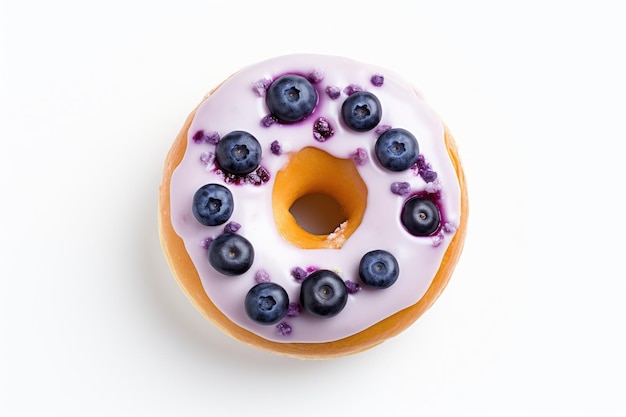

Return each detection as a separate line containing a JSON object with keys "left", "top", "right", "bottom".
{"left": 169, "top": 54, "right": 462, "bottom": 344}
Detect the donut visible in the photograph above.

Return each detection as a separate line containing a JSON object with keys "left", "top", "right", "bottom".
{"left": 159, "top": 54, "right": 468, "bottom": 359}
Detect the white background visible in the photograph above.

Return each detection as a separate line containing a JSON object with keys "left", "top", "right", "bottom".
{"left": 1, "top": 0, "right": 625, "bottom": 415}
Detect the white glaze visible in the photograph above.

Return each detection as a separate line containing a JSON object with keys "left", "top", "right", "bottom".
{"left": 169, "top": 54, "right": 461, "bottom": 343}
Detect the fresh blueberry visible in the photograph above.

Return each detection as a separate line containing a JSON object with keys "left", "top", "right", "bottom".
{"left": 208, "top": 233, "right": 254, "bottom": 276}
{"left": 266, "top": 74, "right": 318, "bottom": 123}
{"left": 358, "top": 250, "right": 399, "bottom": 289}
{"left": 375, "top": 128, "right": 419, "bottom": 171}
{"left": 341, "top": 91, "right": 382, "bottom": 132}
{"left": 401, "top": 197, "right": 441, "bottom": 236}
{"left": 192, "top": 183, "right": 234, "bottom": 226}
{"left": 244, "top": 282, "right": 289, "bottom": 325}
{"left": 300, "top": 270, "right": 348, "bottom": 318}
{"left": 215, "top": 131, "right": 262, "bottom": 175}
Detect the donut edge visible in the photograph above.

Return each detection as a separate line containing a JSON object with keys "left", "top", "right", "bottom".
{"left": 158, "top": 87, "right": 469, "bottom": 360}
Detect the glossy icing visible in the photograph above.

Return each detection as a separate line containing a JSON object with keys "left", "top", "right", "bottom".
{"left": 169, "top": 54, "right": 461, "bottom": 343}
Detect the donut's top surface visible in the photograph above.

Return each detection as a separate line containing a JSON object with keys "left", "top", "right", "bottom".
{"left": 169, "top": 54, "right": 461, "bottom": 343}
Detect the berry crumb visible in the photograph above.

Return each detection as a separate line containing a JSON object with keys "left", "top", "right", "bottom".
{"left": 309, "top": 68, "right": 324, "bottom": 83}
{"left": 261, "top": 115, "right": 277, "bottom": 127}
{"left": 276, "top": 322, "right": 292, "bottom": 336}
{"left": 345, "top": 280, "right": 361, "bottom": 294}
{"left": 343, "top": 84, "right": 363, "bottom": 96}
{"left": 200, "top": 237, "right": 213, "bottom": 249}
{"left": 351, "top": 148, "right": 368, "bottom": 166}
{"left": 270, "top": 140, "right": 282, "bottom": 155}
{"left": 313, "top": 117, "right": 334, "bottom": 142}
{"left": 287, "top": 302, "right": 302, "bottom": 317}
{"left": 325, "top": 86, "right": 341, "bottom": 100}
{"left": 200, "top": 152, "right": 215, "bottom": 166}
{"left": 371, "top": 74, "right": 384, "bottom": 87}
{"left": 223, "top": 222, "right": 241, "bottom": 233}
{"left": 252, "top": 78, "right": 272, "bottom": 96}
{"left": 375, "top": 124, "right": 392, "bottom": 135}
{"left": 291, "top": 266, "right": 308, "bottom": 283}
{"left": 255, "top": 269, "right": 271, "bottom": 283}
{"left": 391, "top": 182, "right": 411, "bottom": 196}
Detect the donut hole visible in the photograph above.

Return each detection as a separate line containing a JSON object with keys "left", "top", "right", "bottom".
{"left": 273, "top": 147, "right": 368, "bottom": 249}
{"left": 289, "top": 193, "right": 346, "bottom": 235}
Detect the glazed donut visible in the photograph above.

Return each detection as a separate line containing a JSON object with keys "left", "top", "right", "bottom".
{"left": 159, "top": 54, "right": 468, "bottom": 359}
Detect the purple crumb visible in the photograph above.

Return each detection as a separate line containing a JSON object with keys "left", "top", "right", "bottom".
{"left": 375, "top": 124, "right": 392, "bottom": 135}
{"left": 391, "top": 182, "right": 411, "bottom": 196}
{"left": 192, "top": 130, "right": 205, "bottom": 143}
{"left": 416, "top": 154, "right": 430, "bottom": 171}
{"left": 325, "top": 86, "right": 341, "bottom": 100}
{"left": 223, "top": 221, "right": 241, "bottom": 234}
{"left": 371, "top": 74, "right": 384, "bottom": 87}
{"left": 306, "top": 266, "right": 319, "bottom": 273}
{"left": 432, "top": 231, "right": 445, "bottom": 247}
{"left": 443, "top": 222, "right": 457, "bottom": 234}
{"left": 256, "top": 166, "right": 271, "bottom": 183}
{"left": 200, "top": 237, "right": 213, "bottom": 249}
{"left": 313, "top": 117, "right": 334, "bottom": 142}
{"left": 255, "top": 269, "right": 271, "bottom": 283}
{"left": 252, "top": 78, "right": 272, "bottom": 96}
{"left": 421, "top": 170, "right": 438, "bottom": 183}
{"left": 261, "top": 115, "right": 277, "bottom": 127}
{"left": 309, "top": 68, "right": 324, "bottom": 83}
{"left": 351, "top": 148, "right": 368, "bottom": 166}
{"left": 343, "top": 84, "right": 363, "bottom": 96}
{"left": 206, "top": 131, "right": 220, "bottom": 144}
{"left": 415, "top": 154, "right": 439, "bottom": 183}
{"left": 193, "top": 130, "right": 220, "bottom": 144}
{"left": 270, "top": 140, "right": 282, "bottom": 155}
{"left": 244, "top": 166, "right": 271, "bottom": 186}
{"left": 344, "top": 280, "right": 361, "bottom": 294}
{"left": 276, "top": 322, "right": 292, "bottom": 336}
{"left": 200, "top": 151, "right": 215, "bottom": 166}
{"left": 286, "top": 302, "right": 302, "bottom": 317}
{"left": 291, "top": 266, "right": 308, "bottom": 283}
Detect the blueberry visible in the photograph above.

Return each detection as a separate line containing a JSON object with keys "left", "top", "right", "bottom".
{"left": 401, "top": 197, "right": 441, "bottom": 236}
{"left": 358, "top": 250, "right": 399, "bottom": 289}
{"left": 266, "top": 74, "right": 318, "bottom": 123}
{"left": 208, "top": 233, "right": 254, "bottom": 276}
{"left": 300, "top": 270, "right": 348, "bottom": 318}
{"left": 192, "top": 183, "right": 234, "bottom": 226}
{"left": 341, "top": 91, "right": 382, "bottom": 132}
{"left": 375, "top": 128, "right": 419, "bottom": 172}
{"left": 215, "top": 131, "right": 262, "bottom": 175}
{"left": 244, "top": 282, "right": 289, "bottom": 325}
